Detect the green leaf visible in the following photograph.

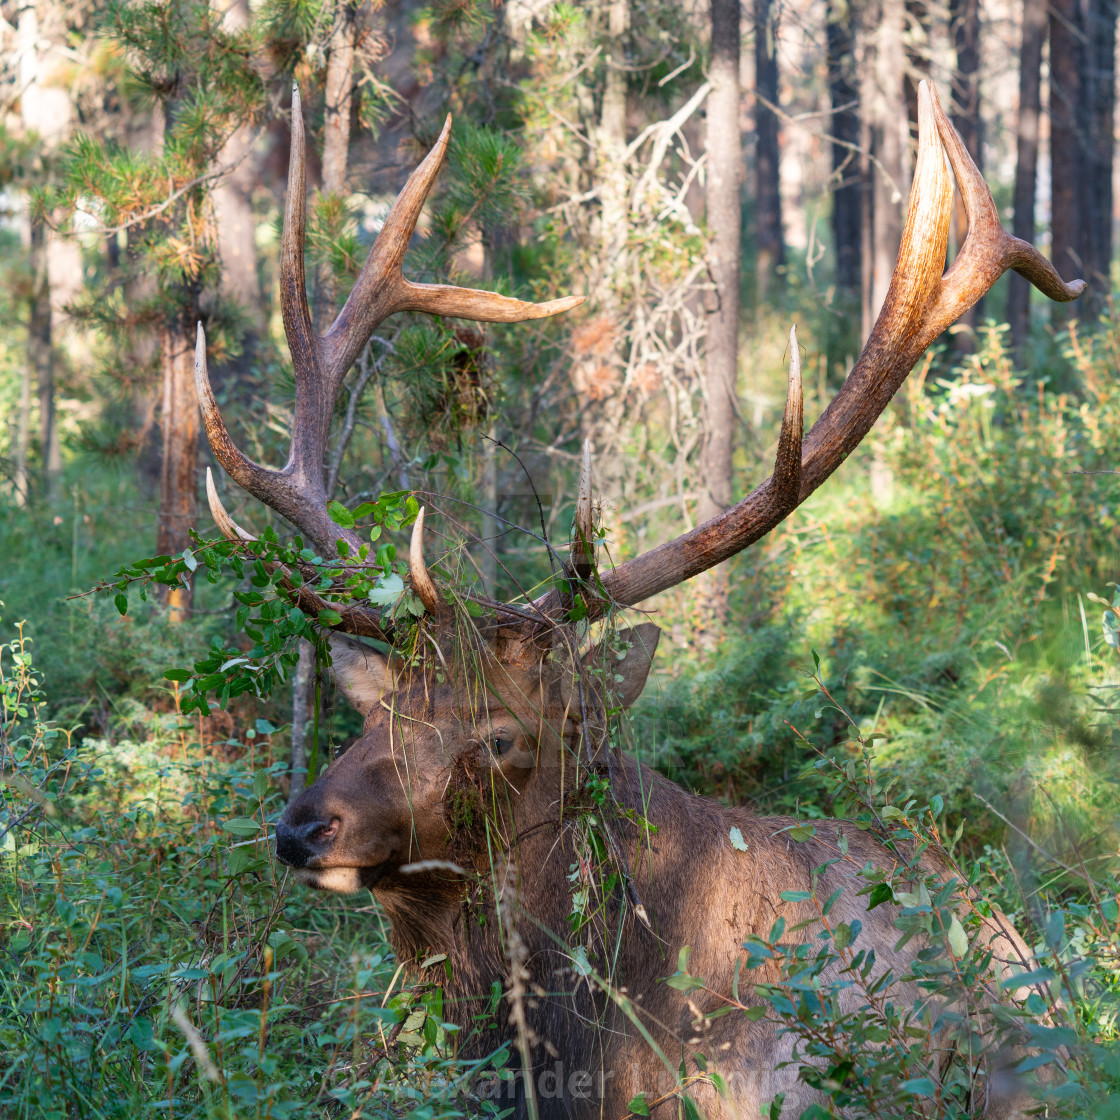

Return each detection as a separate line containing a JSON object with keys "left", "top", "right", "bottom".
{"left": 900, "top": 1078, "right": 936, "bottom": 1097}
{"left": 1101, "top": 896, "right": 1119, "bottom": 923}
{"left": 867, "top": 882, "right": 896, "bottom": 909}
{"left": 729, "top": 827, "right": 748, "bottom": 852}
{"left": 318, "top": 608, "right": 343, "bottom": 626}
{"left": 114, "top": 592, "right": 128, "bottom": 616}
{"left": 778, "top": 890, "right": 811, "bottom": 903}
{"left": 787, "top": 825, "right": 815, "bottom": 842}
{"left": 163, "top": 669, "right": 191, "bottom": 682}
{"left": 665, "top": 973, "right": 705, "bottom": 991}
{"left": 628, "top": 1096, "right": 649, "bottom": 1117}
{"left": 368, "top": 572, "right": 405, "bottom": 606}
{"left": 946, "top": 915, "right": 968, "bottom": 957}
{"left": 327, "top": 501, "right": 356, "bottom": 528}
{"left": 1000, "top": 966, "right": 1055, "bottom": 989}
{"left": 222, "top": 817, "right": 262, "bottom": 837}
{"left": 351, "top": 502, "right": 378, "bottom": 520}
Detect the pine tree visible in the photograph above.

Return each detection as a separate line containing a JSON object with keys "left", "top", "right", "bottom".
{"left": 56, "top": 0, "right": 267, "bottom": 619}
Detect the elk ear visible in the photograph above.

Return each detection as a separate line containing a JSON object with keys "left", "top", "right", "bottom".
{"left": 583, "top": 623, "right": 661, "bottom": 709}
{"left": 328, "top": 634, "right": 394, "bottom": 716}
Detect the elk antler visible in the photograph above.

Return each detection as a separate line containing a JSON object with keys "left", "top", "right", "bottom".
{"left": 540, "top": 80, "right": 1083, "bottom": 619}
{"left": 196, "top": 86, "right": 582, "bottom": 576}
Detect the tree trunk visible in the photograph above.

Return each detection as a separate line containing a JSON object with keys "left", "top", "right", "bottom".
{"left": 825, "top": 0, "right": 861, "bottom": 297}
{"left": 1008, "top": 0, "right": 1047, "bottom": 352}
{"left": 322, "top": 1, "right": 356, "bottom": 196}
{"left": 18, "top": 0, "right": 71, "bottom": 498}
{"left": 903, "top": 0, "right": 929, "bottom": 148}
{"left": 212, "top": 125, "right": 262, "bottom": 328}
{"left": 212, "top": 0, "right": 261, "bottom": 332}
{"left": 13, "top": 349, "right": 31, "bottom": 507}
{"left": 289, "top": 638, "right": 315, "bottom": 799}
{"left": 701, "top": 0, "right": 741, "bottom": 524}
{"left": 156, "top": 320, "right": 199, "bottom": 623}
{"left": 315, "top": 0, "right": 357, "bottom": 329}
{"left": 1049, "top": 0, "right": 1084, "bottom": 302}
{"left": 29, "top": 218, "right": 57, "bottom": 491}
{"left": 595, "top": 0, "right": 630, "bottom": 307}
{"left": 949, "top": 0, "right": 982, "bottom": 339}
{"left": 754, "top": 0, "right": 783, "bottom": 303}
{"left": 1083, "top": 0, "right": 1116, "bottom": 307}
{"left": 698, "top": 0, "right": 742, "bottom": 627}
{"left": 861, "top": 0, "right": 906, "bottom": 338}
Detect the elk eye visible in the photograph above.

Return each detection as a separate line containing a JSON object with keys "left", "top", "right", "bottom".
{"left": 490, "top": 735, "right": 514, "bottom": 756}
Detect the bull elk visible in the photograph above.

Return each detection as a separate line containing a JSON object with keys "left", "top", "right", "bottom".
{"left": 195, "top": 82, "right": 1083, "bottom": 1117}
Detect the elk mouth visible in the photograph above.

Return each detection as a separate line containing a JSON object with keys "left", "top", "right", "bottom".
{"left": 291, "top": 859, "right": 397, "bottom": 894}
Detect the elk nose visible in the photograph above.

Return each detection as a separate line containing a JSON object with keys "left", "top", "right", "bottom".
{"left": 275, "top": 817, "right": 340, "bottom": 867}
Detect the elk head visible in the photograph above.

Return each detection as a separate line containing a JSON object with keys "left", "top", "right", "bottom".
{"left": 195, "top": 82, "right": 1083, "bottom": 893}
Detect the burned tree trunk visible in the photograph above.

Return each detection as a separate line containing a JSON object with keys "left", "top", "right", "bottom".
{"left": 1008, "top": 0, "right": 1047, "bottom": 351}
{"left": 826, "top": 0, "right": 861, "bottom": 298}
{"left": 754, "top": 0, "right": 783, "bottom": 303}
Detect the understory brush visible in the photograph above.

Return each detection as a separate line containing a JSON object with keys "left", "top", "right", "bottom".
{"left": 0, "top": 615, "right": 488, "bottom": 1120}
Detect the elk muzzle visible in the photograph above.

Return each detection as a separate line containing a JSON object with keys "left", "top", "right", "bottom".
{"left": 274, "top": 814, "right": 339, "bottom": 867}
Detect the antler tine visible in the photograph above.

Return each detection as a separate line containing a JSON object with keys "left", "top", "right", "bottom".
{"left": 206, "top": 467, "right": 257, "bottom": 543}
{"left": 280, "top": 85, "right": 336, "bottom": 486}
{"left": 771, "top": 325, "right": 803, "bottom": 514}
{"left": 194, "top": 322, "right": 283, "bottom": 498}
{"left": 319, "top": 116, "right": 583, "bottom": 386}
{"left": 528, "top": 79, "right": 1084, "bottom": 622}
{"left": 930, "top": 87, "right": 1085, "bottom": 316}
{"left": 409, "top": 507, "right": 442, "bottom": 614}
{"left": 570, "top": 439, "right": 596, "bottom": 581}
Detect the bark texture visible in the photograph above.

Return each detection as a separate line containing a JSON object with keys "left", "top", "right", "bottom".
{"left": 949, "top": 0, "right": 981, "bottom": 338}
{"left": 321, "top": 1, "right": 357, "bottom": 197}
{"left": 700, "top": 0, "right": 742, "bottom": 523}
{"left": 17, "top": 0, "right": 72, "bottom": 498}
{"left": 825, "top": 0, "right": 861, "bottom": 296}
{"left": 1008, "top": 0, "right": 1047, "bottom": 350}
{"left": 754, "top": 0, "right": 783, "bottom": 302}
{"left": 29, "top": 220, "right": 57, "bottom": 487}
{"left": 1083, "top": 0, "right": 1117, "bottom": 307}
{"left": 1049, "top": 0, "right": 1083, "bottom": 292}
{"left": 157, "top": 323, "right": 199, "bottom": 622}
{"left": 596, "top": 0, "right": 630, "bottom": 302}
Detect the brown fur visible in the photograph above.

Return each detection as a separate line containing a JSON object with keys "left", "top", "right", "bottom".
{"left": 278, "top": 629, "right": 1036, "bottom": 1119}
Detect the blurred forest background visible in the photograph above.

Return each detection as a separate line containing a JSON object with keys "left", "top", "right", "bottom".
{"left": 3, "top": 0, "right": 1120, "bottom": 1116}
